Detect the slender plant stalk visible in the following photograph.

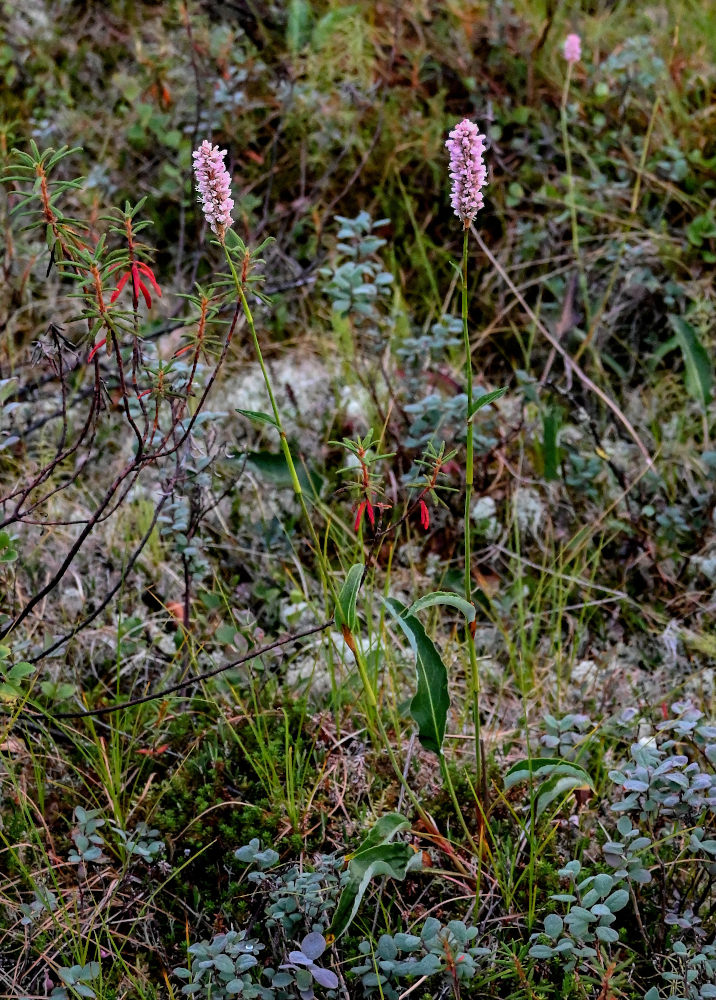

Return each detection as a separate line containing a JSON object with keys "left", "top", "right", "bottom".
{"left": 223, "top": 246, "right": 334, "bottom": 605}
{"left": 461, "top": 229, "right": 483, "bottom": 789}
{"left": 560, "top": 62, "right": 591, "bottom": 329}
{"left": 223, "top": 246, "right": 347, "bottom": 727}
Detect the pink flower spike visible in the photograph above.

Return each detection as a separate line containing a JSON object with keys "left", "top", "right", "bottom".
{"left": 445, "top": 119, "right": 488, "bottom": 229}
{"left": 564, "top": 33, "right": 581, "bottom": 64}
{"left": 192, "top": 139, "right": 235, "bottom": 238}
{"left": 419, "top": 499, "right": 430, "bottom": 531}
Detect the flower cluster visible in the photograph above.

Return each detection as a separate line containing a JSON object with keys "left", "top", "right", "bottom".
{"left": 445, "top": 119, "right": 488, "bottom": 229}
{"left": 354, "top": 498, "right": 375, "bottom": 532}
{"left": 563, "top": 33, "right": 581, "bottom": 64}
{"left": 87, "top": 260, "right": 162, "bottom": 362}
{"left": 110, "top": 260, "right": 162, "bottom": 309}
{"left": 192, "top": 140, "right": 234, "bottom": 238}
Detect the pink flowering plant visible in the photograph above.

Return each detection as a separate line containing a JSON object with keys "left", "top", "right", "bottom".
{"left": 444, "top": 117, "right": 506, "bottom": 800}
{"left": 560, "top": 30, "right": 590, "bottom": 324}
{"left": 445, "top": 119, "right": 488, "bottom": 228}
{"left": 192, "top": 140, "right": 235, "bottom": 239}
{"left": 1, "top": 9, "right": 712, "bottom": 998}
{"left": 0, "top": 140, "right": 257, "bottom": 644}
{"left": 564, "top": 33, "right": 582, "bottom": 64}
{"left": 190, "top": 137, "right": 331, "bottom": 595}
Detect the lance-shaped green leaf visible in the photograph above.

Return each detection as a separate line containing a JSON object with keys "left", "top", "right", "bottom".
{"left": 504, "top": 757, "right": 594, "bottom": 822}
{"left": 504, "top": 757, "right": 593, "bottom": 788}
{"left": 235, "top": 408, "right": 279, "bottom": 429}
{"left": 541, "top": 406, "right": 561, "bottom": 481}
{"left": 328, "top": 813, "right": 416, "bottom": 940}
{"left": 383, "top": 598, "right": 449, "bottom": 756}
{"left": 406, "top": 591, "right": 476, "bottom": 623}
{"left": 531, "top": 773, "right": 591, "bottom": 820}
{"left": 335, "top": 563, "right": 364, "bottom": 633}
{"left": 468, "top": 387, "right": 507, "bottom": 420}
{"left": 0, "top": 377, "right": 18, "bottom": 406}
{"left": 286, "top": 0, "right": 312, "bottom": 51}
{"left": 669, "top": 315, "right": 713, "bottom": 410}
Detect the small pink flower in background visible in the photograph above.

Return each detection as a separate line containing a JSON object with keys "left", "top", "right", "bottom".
{"left": 192, "top": 140, "right": 234, "bottom": 238}
{"left": 564, "top": 33, "right": 581, "bottom": 64}
{"left": 445, "top": 119, "right": 488, "bottom": 229}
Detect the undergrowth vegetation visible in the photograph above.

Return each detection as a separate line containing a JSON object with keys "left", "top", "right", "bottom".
{"left": 1, "top": 1, "right": 716, "bottom": 998}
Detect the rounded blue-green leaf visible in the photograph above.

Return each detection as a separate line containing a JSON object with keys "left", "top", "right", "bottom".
{"left": 311, "top": 966, "right": 339, "bottom": 989}
{"left": 566, "top": 920, "right": 589, "bottom": 939}
{"left": 592, "top": 873, "right": 614, "bottom": 896}
{"left": 213, "top": 954, "right": 235, "bottom": 975}
{"left": 554, "top": 939, "right": 575, "bottom": 954}
{"left": 604, "top": 889, "right": 629, "bottom": 913}
{"left": 595, "top": 926, "right": 619, "bottom": 943}
{"left": 529, "top": 944, "right": 554, "bottom": 959}
{"left": 394, "top": 933, "right": 421, "bottom": 951}
{"left": 407, "top": 591, "right": 476, "bottom": 623}
{"left": 544, "top": 914, "right": 563, "bottom": 939}
{"left": 301, "top": 933, "right": 326, "bottom": 961}
{"left": 294, "top": 967, "right": 312, "bottom": 990}
{"left": 377, "top": 935, "right": 397, "bottom": 960}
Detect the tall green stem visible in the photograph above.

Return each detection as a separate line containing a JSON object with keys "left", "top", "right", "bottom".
{"left": 223, "top": 246, "right": 333, "bottom": 602}
{"left": 461, "top": 230, "right": 482, "bottom": 788}
{"left": 560, "top": 65, "right": 590, "bottom": 328}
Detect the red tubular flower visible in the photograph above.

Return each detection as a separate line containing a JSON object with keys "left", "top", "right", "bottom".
{"left": 419, "top": 499, "right": 430, "bottom": 531}
{"left": 366, "top": 499, "right": 375, "bottom": 527}
{"left": 88, "top": 337, "right": 107, "bottom": 362}
{"left": 354, "top": 501, "right": 367, "bottom": 532}
{"left": 110, "top": 261, "right": 162, "bottom": 309}
{"left": 354, "top": 499, "right": 375, "bottom": 532}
